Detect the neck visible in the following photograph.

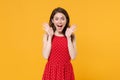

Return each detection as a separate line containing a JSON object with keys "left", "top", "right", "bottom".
{"left": 54, "top": 31, "right": 64, "bottom": 36}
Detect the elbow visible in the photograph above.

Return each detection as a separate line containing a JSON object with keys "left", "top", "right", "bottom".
{"left": 42, "top": 52, "right": 49, "bottom": 59}
{"left": 43, "top": 55, "right": 49, "bottom": 59}
{"left": 70, "top": 52, "right": 77, "bottom": 60}
{"left": 71, "top": 56, "right": 76, "bottom": 60}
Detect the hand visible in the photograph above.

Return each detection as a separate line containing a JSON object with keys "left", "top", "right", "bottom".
{"left": 43, "top": 23, "right": 54, "bottom": 37}
{"left": 65, "top": 25, "right": 76, "bottom": 38}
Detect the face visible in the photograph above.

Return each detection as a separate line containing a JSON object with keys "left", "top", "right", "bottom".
{"left": 52, "top": 12, "right": 67, "bottom": 33}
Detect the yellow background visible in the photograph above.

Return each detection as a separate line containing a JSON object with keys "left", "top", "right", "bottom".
{"left": 0, "top": 0, "right": 120, "bottom": 80}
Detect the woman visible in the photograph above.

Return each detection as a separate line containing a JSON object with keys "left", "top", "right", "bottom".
{"left": 42, "top": 7, "right": 77, "bottom": 80}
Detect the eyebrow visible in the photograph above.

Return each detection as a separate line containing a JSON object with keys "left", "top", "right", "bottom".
{"left": 54, "top": 16, "right": 65, "bottom": 18}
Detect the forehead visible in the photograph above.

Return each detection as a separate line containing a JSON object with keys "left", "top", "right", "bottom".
{"left": 54, "top": 12, "right": 66, "bottom": 18}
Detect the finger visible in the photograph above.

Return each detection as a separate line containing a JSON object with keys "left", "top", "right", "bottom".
{"left": 43, "top": 23, "right": 50, "bottom": 30}
{"left": 43, "top": 25, "right": 48, "bottom": 30}
{"left": 43, "top": 26, "right": 49, "bottom": 32}
{"left": 72, "top": 28, "right": 76, "bottom": 32}
{"left": 43, "top": 23, "right": 48, "bottom": 26}
{"left": 42, "top": 23, "right": 47, "bottom": 27}
{"left": 43, "top": 28, "right": 48, "bottom": 33}
{"left": 50, "top": 27, "right": 53, "bottom": 31}
{"left": 71, "top": 25, "right": 76, "bottom": 32}
{"left": 66, "top": 28, "right": 70, "bottom": 31}
{"left": 67, "top": 28, "right": 74, "bottom": 35}
{"left": 43, "top": 23, "right": 49, "bottom": 29}
{"left": 71, "top": 25, "right": 76, "bottom": 30}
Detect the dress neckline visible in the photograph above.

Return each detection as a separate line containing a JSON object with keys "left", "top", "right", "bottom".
{"left": 54, "top": 34, "right": 65, "bottom": 38}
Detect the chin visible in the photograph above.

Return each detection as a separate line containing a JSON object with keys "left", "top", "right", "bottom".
{"left": 56, "top": 28, "right": 62, "bottom": 32}
{"left": 58, "top": 31, "right": 62, "bottom": 33}
{"left": 58, "top": 29, "right": 64, "bottom": 32}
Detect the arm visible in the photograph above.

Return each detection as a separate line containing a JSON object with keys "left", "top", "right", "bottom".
{"left": 67, "top": 36, "right": 77, "bottom": 60}
{"left": 42, "top": 23, "right": 54, "bottom": 59}
{"left": 42, "top": 34, "right": 52, "bottom": 59}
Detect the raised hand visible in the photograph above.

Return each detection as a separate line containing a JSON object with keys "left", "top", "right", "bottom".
{"left": 65, "top": 25, "right": 76, "bottom": 38}
{"left": 43, "top": 23, "right": 54, "bottom": 38}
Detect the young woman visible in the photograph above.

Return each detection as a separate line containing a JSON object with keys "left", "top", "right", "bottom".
{"left": 42, "top": 7, "right": 77, "bottom": 80}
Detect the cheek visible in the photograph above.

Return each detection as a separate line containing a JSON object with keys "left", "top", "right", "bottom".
{"left": 53, "top": 20, "right": 59, "bottom": 24}
{"left": 62, "top": 21, "right": 67, "bottom": 25}
{"left": 62, "top": 19, "right": 67, "bottom": 24}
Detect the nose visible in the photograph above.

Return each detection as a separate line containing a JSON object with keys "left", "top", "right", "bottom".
{"left": 58, "top": 19, "right": 62, "bottom": 24}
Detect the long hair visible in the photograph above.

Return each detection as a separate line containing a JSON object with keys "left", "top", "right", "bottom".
{"left": 49, "top": 7, "right": 74, "bottom": 41}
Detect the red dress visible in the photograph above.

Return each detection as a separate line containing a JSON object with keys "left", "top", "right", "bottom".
{"left": 42, "top": 35, "right": 75, "bottom": 80}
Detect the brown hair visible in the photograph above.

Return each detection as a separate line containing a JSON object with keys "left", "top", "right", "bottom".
{"left": 49, "top": 7, "right": 75, "bottom": 41}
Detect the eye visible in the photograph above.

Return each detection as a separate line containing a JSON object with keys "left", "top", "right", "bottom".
{"left": 61, "top": 17, "right": 65, "bottom": 20}
{"left": 54, "top": 17, "right": 58, "bottom": 21}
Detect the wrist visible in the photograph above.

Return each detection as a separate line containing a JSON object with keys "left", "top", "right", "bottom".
{"left": 48, "top": 35, "right": 53, "bottom": 41}
{"left": 67, "top": 37, "right": 71, "bottom": 40}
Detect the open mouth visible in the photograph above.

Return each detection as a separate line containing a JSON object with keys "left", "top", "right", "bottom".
{"left": 57, "top": 25, "right": 63, "bottom": 31}
{"left": 57, "top": 25, "right": 63, "bottom": 27}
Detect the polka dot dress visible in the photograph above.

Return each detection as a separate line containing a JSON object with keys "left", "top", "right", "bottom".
{"left": 42, "top": 35, "right": 75, "bottom": 80}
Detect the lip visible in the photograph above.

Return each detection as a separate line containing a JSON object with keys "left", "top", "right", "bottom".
{"left": 57, "top": 25, "right": 63, "bottom": 27}
{"left": 57, "top": 25, "right": 63, "bottom": 30}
